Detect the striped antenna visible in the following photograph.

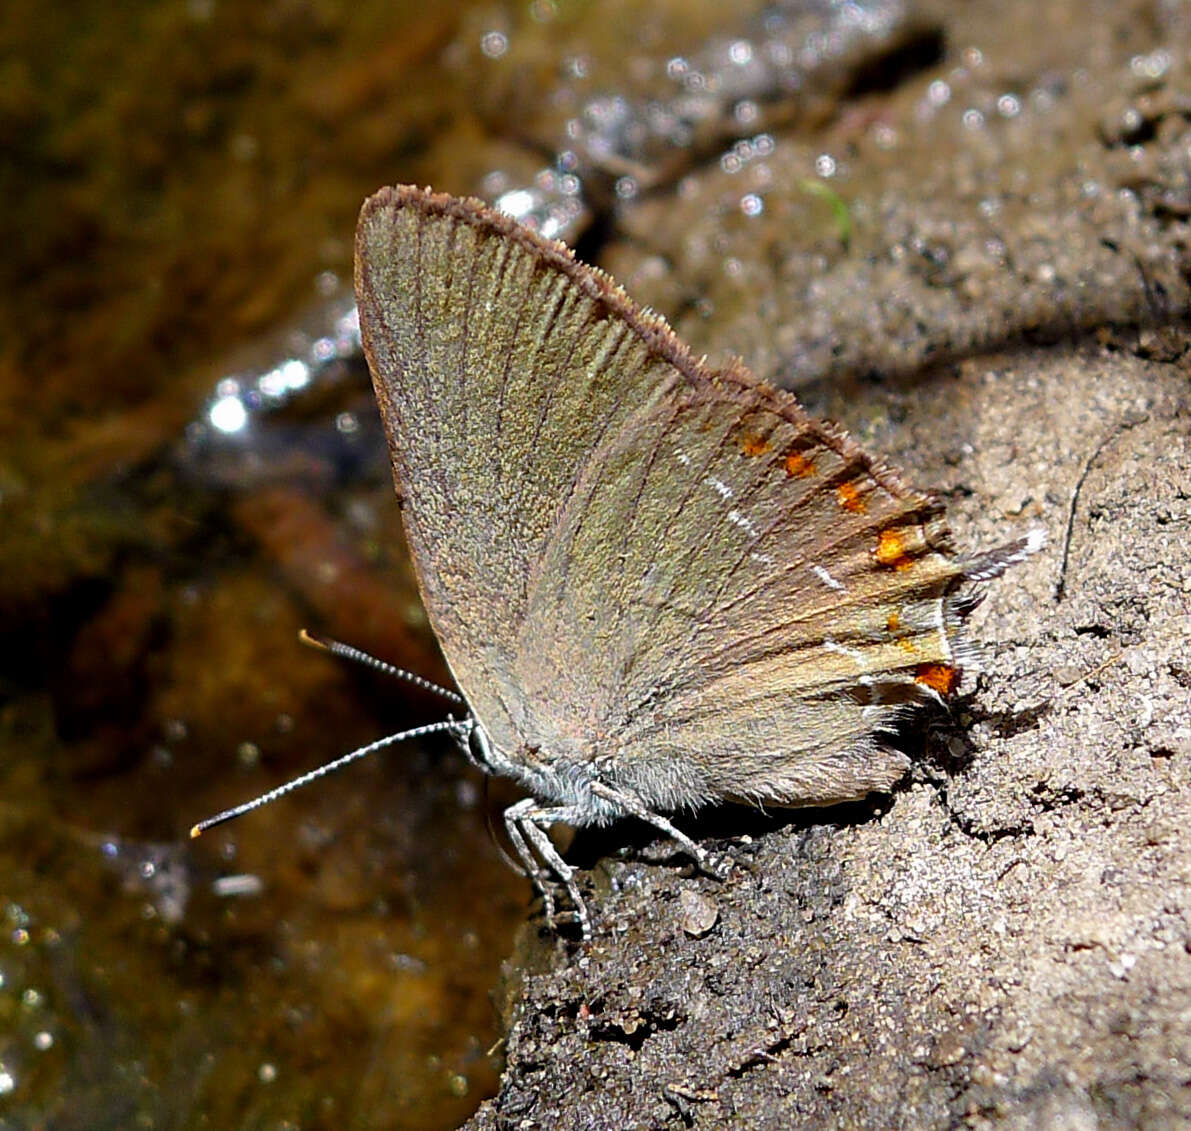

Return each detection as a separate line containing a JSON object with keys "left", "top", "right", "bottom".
{"left": 299, "top": 629, "right": 464, "bottom": 704}
{"left": 190, "top": 719, "right": 466, "bottom": 838}
{"left": 190, "top": 631, "right": 469, "bottom": 838}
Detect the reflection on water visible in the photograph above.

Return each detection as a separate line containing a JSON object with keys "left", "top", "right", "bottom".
{"left": 184, "top": 0, "right": 925, "bottom": 464}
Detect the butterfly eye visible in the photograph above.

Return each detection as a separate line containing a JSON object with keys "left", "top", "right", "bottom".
{"left": 467, "top": 722, "right": 495, "bottom": 771}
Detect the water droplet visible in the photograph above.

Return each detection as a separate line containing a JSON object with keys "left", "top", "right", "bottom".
{"left": 212, "top": 873, "right": 264, "bottom": 898}
{"left": 728, "top": 40, "right": 754, "bottom": 66}
{"left": 495, "top": 188, "right": 537, "bottom": 222}
{"left": 1130, "top": 50, "right": 1170, "bottom": 79}
{"left": 480, "top": 170, "right": 510, "bottom": 197}
{"left": 1030, "top": 86, "right": 1056, "bottom": 114}
{"left": 927, "top": 80, "right": 951, "bottom": 107}
{"left": 208, "top": 394, "right": 248, "bottom": 435}
{"left": 733, "top": 100, "right": 758, "bottom": 126}
{"left": 996, "top": 94, "right": 1021, "bottom": 118}
{"left": 480, "top": 30, "right": 508, "bottom": 59}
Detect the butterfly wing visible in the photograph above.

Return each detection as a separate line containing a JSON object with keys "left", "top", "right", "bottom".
{"left": 356, "top": 187, "right": 975, "bottom": 808}
{"left": 514, "top": 371, "right": 969, "bottom": 807}
{"left": 356, "top": 186, "right": 701, "bottom": 755}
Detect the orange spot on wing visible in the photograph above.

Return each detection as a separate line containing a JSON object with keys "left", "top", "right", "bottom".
{"left": 889, "top": 608, "right": 924, "bottom": 655}
{"left": 836, "top": 481, "right": 867, "bottom": 514}
{"left": 915, "top": 663, "right": 958, "bottom": 696}
{"left": 783, "top": 450, "right": 816, "bottom": 477}
{"left": 876, "top": 528, "right": 915, "bottom": 570}
{"left": 739, "top": 433, "right": 772, "bottom": 457}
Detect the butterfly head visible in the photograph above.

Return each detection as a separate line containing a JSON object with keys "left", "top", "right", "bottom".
{"left": 457, "top": 716, "right": 503, "bottom": 776}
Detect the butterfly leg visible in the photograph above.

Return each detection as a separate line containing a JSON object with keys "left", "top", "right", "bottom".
{"left": 501, "top": 801, "right": 559, "bottom": 926}
{"left": 590, "top": 781, "right": 727, "bottom": 880}
{"left": 503, "top": 798, "right": 592, "bottom": 940}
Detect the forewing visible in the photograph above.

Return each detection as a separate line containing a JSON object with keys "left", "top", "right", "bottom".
{"left": 355, "top": 187, "right": 691, "bottom": 748}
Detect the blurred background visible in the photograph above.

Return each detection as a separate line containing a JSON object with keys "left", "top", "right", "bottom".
{"left": 2, "top": 0, "right": 1187, "bottom": 1127}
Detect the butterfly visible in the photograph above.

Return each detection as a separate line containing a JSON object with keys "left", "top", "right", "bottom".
{"left": 339, "top": 184, "right": 1045, "bottom": 938}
